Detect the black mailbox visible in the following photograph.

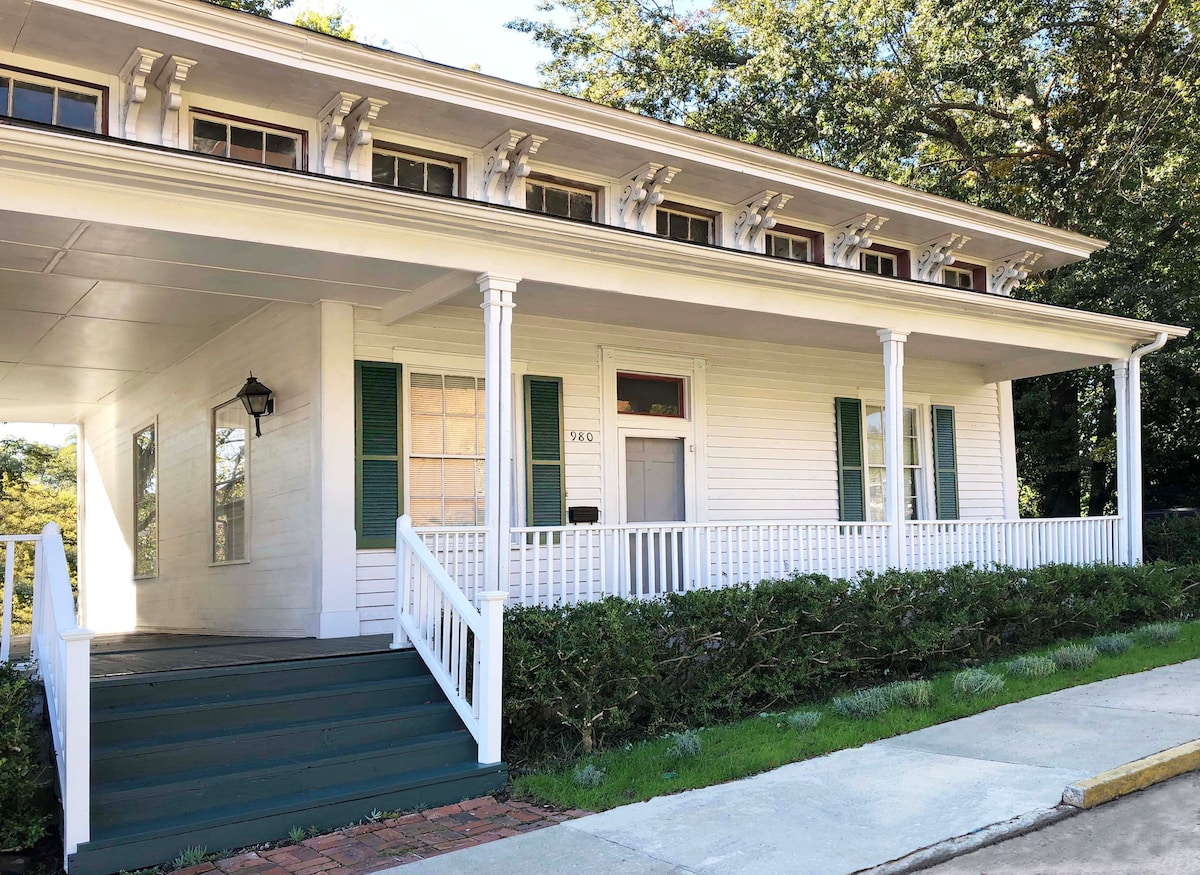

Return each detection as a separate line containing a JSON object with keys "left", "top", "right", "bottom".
{"left": 568, "top": 506, "right": 600, "bottom": 524}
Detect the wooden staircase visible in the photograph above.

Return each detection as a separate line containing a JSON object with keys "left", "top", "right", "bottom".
{"left": 69, "top": 649, "right": 506, "bottom": 875}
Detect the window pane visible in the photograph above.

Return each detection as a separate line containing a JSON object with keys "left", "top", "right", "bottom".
{"left": 229, "top": 125, "right": 263, "bottom": 163}
{"left": 443, "top": 500, "right": 478, "bottom": 526}
{"left": 689, "top": 216, "right": 711, "bottom": 244}
{"left": 443, "top": 458, "right": 476, "bottom": 497}
{"left": 264, "top": 132, "right": 298, "bottom": 169}
{"left": 193, "top": 118, "right": 228, "bottom": 156}
{"left": 880, "top": 255, "right": 896, "bottom": 277}
{"left": 11, "top": 81, "right": 54, "bottom": 124}
{"left": 543, "top": 185, "right": 570, "bottom": 217}
{"left": 408, "top": 499, "right": 442, "bottom": 527}
{"left": 410, "top": 413, "right": 444, "bottom": 454}
{"left": 409, "top": 458, "right": 443, "bottom": 498}
{"left": 443, "top": 375, "right": 477, "bottom": 415}
{"left": 57, "top": 89, "right": 98, "bottom": 132}
{"left": 0, "top": 78, "right": 8, "bottom": 117}
{"left": 905, "top": 470, "right": 918, "bottom": 520}
{"left": 668, "top": 212, "right": 689, "bottom": 241}
{"left": 410, "top": 373, "right": 444, "bottom": 413}
{"left": 371, "top": 153, "right": 395, "bottom": 185}
{"left": 526, "top": 183, "right": 545, "bottom": 212}
{"left": 426, "top": 163, "right": 455, "bottom": 196}
{"left": 863, "top": 253, "right": 879, "bottom": 274}
{"left": 617, "top": 374, "right": 683, "bottom": 416}
{"left": 656, "top": 210, "right": 669, "bottom": 236}
{"left": 395, "top": 157, "right": 426, "bottom": 191}
{"left": 569, "top": 191, "right": 594, "bottom": 221}
{"left": 444, "top": 416, "right": 477, "bottom": 454}
{"left": 213, "top": 402, "right": 248, "bottom": 563}
{"left": 134, "top": 425, "right": 157, "bottom": 578}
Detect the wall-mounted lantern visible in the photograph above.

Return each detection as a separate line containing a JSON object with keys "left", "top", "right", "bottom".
{"left": 237, "top": 373, "right": 274, "bottom": 437}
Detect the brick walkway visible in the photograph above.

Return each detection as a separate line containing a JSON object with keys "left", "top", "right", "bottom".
{"left": 173, "top": 797, "right": 589, "bottom": 875}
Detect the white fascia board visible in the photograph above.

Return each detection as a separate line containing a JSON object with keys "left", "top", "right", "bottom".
{"left": 33, "top": 0, "right": 1106, "bottom": 261}
{"left": 0, "top": 124, "right": 1183, "bottom": 357}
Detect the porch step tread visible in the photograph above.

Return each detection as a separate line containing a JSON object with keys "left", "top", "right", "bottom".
{"left": 91, "top": 674, "right": 442, "bottom": 722}
{"left": 90, "top": 648, "right": 416, "bottom": 687}
{"left": 91, "top": 700, "right": 455, "bottom": 761}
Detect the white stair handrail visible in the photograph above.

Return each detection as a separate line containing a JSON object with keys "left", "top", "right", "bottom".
{"left": 394, "top": 515, "right": 505, "bottom": 765}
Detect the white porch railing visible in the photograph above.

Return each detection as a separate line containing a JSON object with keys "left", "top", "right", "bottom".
{"left": 394, "top": 515, "right": 505, "bottom": 764}
{"left": 415, "top": 527, "right": 488, "bottom": 603}
{"left": 905, "top": 517, "right": 1122, "bottom": 570}
{"left": 509, "top": 521, "right": 890, "bottom": 606}
{"left": 26, "top": 522, "right": 93, "bottom": 867}
{"left": 0, "top": 533, "right": 40, "bottom": 662}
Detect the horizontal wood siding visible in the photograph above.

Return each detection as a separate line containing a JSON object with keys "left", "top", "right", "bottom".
{"left": 353, "top": 304, "right": 1006, "bottom": 633}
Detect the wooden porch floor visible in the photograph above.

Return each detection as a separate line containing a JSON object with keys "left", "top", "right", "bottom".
{"left": 8, "top": 632, "right": 394, "bottom": 677}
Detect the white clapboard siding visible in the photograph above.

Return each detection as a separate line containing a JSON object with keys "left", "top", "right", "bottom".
{"left": 353, "top": 304, "right": 1007, "bottom": 633}
{"left": 79, "top": 302, "right": 320, "bottom": 636}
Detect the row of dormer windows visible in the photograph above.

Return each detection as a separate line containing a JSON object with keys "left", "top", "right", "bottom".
{"left": 1, "top": 63, "right": 989, "bottom": 292}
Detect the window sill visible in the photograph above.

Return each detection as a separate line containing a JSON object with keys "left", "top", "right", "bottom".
{"left": 208, "top": 559, "right": 252, "bottom": 568}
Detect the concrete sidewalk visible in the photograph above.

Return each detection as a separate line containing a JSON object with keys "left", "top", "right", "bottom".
{"left": 385, "top": 659, "right": 1200, "bottom": 875}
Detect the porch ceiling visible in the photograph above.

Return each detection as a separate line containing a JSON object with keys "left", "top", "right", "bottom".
{"left": 0, "top": 209, "right": 446, "bottom": 422}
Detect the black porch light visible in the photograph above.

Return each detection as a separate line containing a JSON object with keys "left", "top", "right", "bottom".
{"left": 237, "top": 373, "right": 275, "bottom": 437}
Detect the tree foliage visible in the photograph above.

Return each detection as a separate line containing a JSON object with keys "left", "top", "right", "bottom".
{"left": 292, "top": 4, "right": 356, "bottom": 39}
{"left": 205, "top": 0, "right": 294, "bottom": 15}
{"left": 513, "top": 0, "right": 1200, "bottom": 513}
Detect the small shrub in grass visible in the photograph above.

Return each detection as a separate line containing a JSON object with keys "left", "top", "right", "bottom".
{"left": 1092, "top": 633, "right": 1134, "bottom": 655}
{"left": 1137, "top": 622, "right": 1182, "bottom": 645}
{"left": 1049, "top": 644, "right": 1099, "bottom": 670}
{"left": 571, "top": 763, "right": 605, "bottom": 788}
{"left": 1005, "top": 655, "right": 1057, "bottom": 678}
{"left": 885, "top": 679, "right": 935, "bottom": 709}
{"left": 665, "top": 730, "right": 703, "bottom": 759}
{"left": 786, "top": 710, "right": 822, "bottom": 731}
{"left": 831, "top": 686, "right": 891, "bottom": 719}
{"left": 953, "top": 668, "right": 1005, "bottom": 698}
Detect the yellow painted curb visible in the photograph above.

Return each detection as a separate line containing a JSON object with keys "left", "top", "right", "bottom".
{"left": 1062, "top": 739, "right": 1200, "bottom": 809}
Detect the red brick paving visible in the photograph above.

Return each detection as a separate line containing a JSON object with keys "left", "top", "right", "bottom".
{"left": 190, "top": 797, "right": 588, "bottom": 875}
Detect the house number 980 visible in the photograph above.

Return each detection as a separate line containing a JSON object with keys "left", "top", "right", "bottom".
{"left": 570, "top": 431, "right": 595, "bottom": 442}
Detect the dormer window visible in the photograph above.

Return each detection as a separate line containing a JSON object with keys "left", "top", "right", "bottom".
{"left": 526, "top": 178, "right": 596, "bottom": 221}
{"left": 656, "top": 203, "right": 715, "bottom": 244}
{"left": 372, "top": 145, "right": 459, "bottom": 196}
{"left": 191, "top": 112, "right": 303, "bottom": 170}
{"left": 943, "top": 266, "right": 976, "bottom": 289}
{"left": 0, "top": 69, "right": 102, "bottom": 133}
{"left": 861, "top": 251, "right": 897, "bottom": 277}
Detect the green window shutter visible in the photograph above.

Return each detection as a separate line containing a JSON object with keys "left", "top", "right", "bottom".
{"left": 931, "top": 405, "right": 960, "bottom": 520}
{"left": 524, "top": 376, "right": 565, "bottom": 527}
{"left": 835, "top": 397, "right": 866, "bottom": 522}
{"left": 356, "top": 361, "right": 403, "bottom": 548}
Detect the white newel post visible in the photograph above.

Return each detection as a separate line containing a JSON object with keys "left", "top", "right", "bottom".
{"left": 479, "top": 274, "right": 519, "bottom": 593}
{"left": 61, "top": 627, "right": 93, "bottom": 859}
{"left": 1112, "top": 360, "right": 1131, "bottom": 563}
{"left": 476, "top": 591, "right": 506, "bottom": 764}
{"left": 878, "top": 329, "right": 909, "bottom": 568}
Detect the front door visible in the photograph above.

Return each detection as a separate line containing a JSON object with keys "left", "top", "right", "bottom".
{"left": 625, "top": 437, "right": 685, "bottom": 593}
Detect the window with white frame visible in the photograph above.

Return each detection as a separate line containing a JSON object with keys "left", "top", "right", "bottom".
{"left": 133, "top": 423, "right": 158, "bottom": 578}
{"left": 942, "top": 266, "right": 974, "bottom": 289}
{"left": 861, "top": 251, "right": 898, "bottom": 277}
{"left": 212, "top": 400, "right": 249, "bottom": 563}
{"left": 372, "top": 147, "right": 458, "bottom": 196}
{"left": 0, "top": 69, "right": 101, "bottom": 132}
{"left": 192, "top": 113, "right": 302, "bottom": 170}
{"left": 408, "top": 373, "right": 486, "bottom": 527}
{"left": 526, "top": 179, "right": 596, "bottom": 221}
{"left": 765, "top": 232, "right": 812, "bottom": 262}
{"left": 656, "top": 204, "right": 715, "bottom": 244}
{"left": 864, "top": 404, "right": 920, "bottom": 522}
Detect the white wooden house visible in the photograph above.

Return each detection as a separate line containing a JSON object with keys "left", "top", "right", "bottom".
{"left": 0, "top": 0, "right": 1189, "bottom": 869}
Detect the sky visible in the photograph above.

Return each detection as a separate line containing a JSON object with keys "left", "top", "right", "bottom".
{"left": 284, "top": 1, "right": 554, "bottom": 86}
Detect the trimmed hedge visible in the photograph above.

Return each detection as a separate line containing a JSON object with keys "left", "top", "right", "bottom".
{"left": 503, "top": 563, "right": 1200, "bottom": 763}
{"left": 1144, "top": 515, "right": 1200, "bottom": 564}
{"left": 0, "top": 663, "right": 50, "bottom": 850}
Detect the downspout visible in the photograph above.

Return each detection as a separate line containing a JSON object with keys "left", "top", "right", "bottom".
{"left": 1126, "top": 332, "right": 1169, "bottom": 563}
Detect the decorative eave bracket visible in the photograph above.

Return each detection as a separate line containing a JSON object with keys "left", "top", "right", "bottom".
{"left": 342, "top": 96, "right": 387, "bottom": 179}
{"left": 830, "top": 213, "right": 889, "bottom": 268}
{"left": 617, "top": 162, "right": 680, "bottom": 233}
{"left": 318, "top": 92, "right": 359, "bottom": 176}
{"left": 153, "top": 55, "right": 198, "bottom": 149}
{"left": 989, "top": 250, "right": 1043, "bottom": 296}
{"left": 118, "top": 47, "right": 163, "bottom": 140}
{"left": 480, "top": 129, "right": 547, "bottom": 207}
{"left": 733, "top": 190, "right": 793, "bottom": 251}
{"left": 915, "top": 233, "right": 971, "bottom": 282}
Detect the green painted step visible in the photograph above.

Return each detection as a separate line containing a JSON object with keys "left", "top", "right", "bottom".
{"left": 70, "top": 760, "right": 507, "bottom": 875}
{"left": 91, "top": 702, "right": 463, "bottom": 784}
{"left": 91, "top": 651, "right": 429, "bottom": 709}
{"left": 91, "top": 675, "right": 446, "bottom": 745}
{"left": 91, "top": 730, "right": 479, "bottom": 831}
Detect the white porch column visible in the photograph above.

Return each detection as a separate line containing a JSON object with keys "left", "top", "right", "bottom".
{"left": 480, "top": 274, "right": 519, "bottom": 595}
{"left": 878, "top": 329, "right": 909, "bottom": 568}
{"left": 1127, "top": 353, "right": 1146, "bottom": 564}
{"left": 1112, "top": 360, "right": 1132, "bottom": 563}
{"left": 317, "top": 301, "right": 360, "bottom": 637}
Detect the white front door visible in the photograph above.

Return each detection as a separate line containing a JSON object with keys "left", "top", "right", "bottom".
{"left": 625, "top": 436, "right": 685, "bottom": 593}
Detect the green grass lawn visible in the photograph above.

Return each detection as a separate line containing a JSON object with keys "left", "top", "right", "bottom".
{"left": 512, "top": 621, "right": 1200, "bottom": 811}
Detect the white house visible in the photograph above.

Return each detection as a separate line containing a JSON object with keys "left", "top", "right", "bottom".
{"left": 0, "top": 0, "right": 1189, "bottom": 868}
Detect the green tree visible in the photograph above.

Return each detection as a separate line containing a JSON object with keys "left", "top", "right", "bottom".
{"left": 512, "top": 0, "right": 1200, "bottom": 514}
{"left": 205, "top": 0, "right": 294, "bottom": 15}
{"left": 292, "top": 4, "right": 356, "bottom": 39}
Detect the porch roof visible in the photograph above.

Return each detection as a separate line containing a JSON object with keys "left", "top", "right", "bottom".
{"left": 0, "top": 123, "right": 1187, "bottom": 422}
